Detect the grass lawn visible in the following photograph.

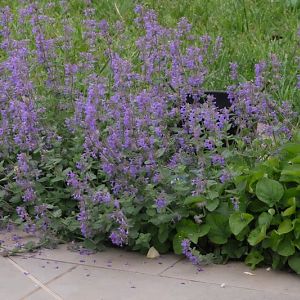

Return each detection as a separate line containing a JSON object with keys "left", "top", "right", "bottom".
{"left": 2, "top": 0, "right": 300, "bottom": 108}
{"left": 1, "top": 0, "right": 300, "bottom": 99}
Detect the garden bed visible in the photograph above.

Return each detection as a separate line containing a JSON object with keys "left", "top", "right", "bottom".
{"left": 0, "top": 2, "right": 299, "bottom": 275}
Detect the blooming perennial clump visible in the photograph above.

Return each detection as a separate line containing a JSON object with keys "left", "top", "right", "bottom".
{"left": 0, "top": 2, "right": 298, "bottom": 254}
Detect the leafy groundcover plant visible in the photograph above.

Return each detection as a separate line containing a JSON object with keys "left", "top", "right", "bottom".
{"left": 175, "top": 136, "right": 300, "bottom": 274}
{"left": 0, "top": 2, "right": 299, "bottom": 273}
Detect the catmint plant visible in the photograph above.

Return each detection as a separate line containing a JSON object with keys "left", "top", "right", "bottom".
{"left": 0, "top": 2, "right": 297, "bottom": 255}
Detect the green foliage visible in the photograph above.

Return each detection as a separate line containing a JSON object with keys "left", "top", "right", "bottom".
{"left": 288, "top": 253, "right": 300, "bottom": 274}
{"left": 176, "top": 136, "right": 300, "bottom": 274}
{"left": 206, "top": 213, "right": 231, "bottom": 244}
{"left": 229, "top": 212, "right": 254, "bottom": 236}
{"left": 1, "top": 0, "right": 299, "bottom": 275}
{"left": 255, "top": 178, "right": 284, "bottom": 207}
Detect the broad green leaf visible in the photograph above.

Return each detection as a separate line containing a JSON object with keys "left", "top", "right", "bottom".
{"left": 214, "top": 202, "right": 234, "bottom": 216}
{"left": 290, "top": 154, "right": 300, "bottom": 163}
{"left": 280, "top": 165, "right": 300, "bottom": 183}
{"left": 281, "top": 164, "right": 300, "bottom": 177}
{"left": 288, "top": 254, "right": 300, "bottom": 274}
{"left": 282, "top": 204, "right": 296, "bottom": 217}
{"left": 276, "top": 219, "right": 294, "bottom": 235}
{"left": 206, "top": 213, "right": 231, "bottom": 244}
{"left": 264, "top": 157, "right": 280, "bottom": 170}
{"left": 272, "top": 253, "right": 287, "bottom": 270}
{"left": 173, "top": 232, "right": 185, "bottom": 255}
{"left": 281, "top": 143, "right": 300, "bottom": 155}
{"left": 150, "top": 214, "right": 173, "bottom": 226}
{"left": 294, "top": 239, "right": 300, "bottom": 250}
{"left": 262, "top": 230, "right": 283, "bottom": 251}
{"left": 229, "top": 212, "right": 254, "bottom": 236}
{"left": 268, "top": 230, "right": 282, "bottom": 251}
{"left": 221, "top": 240, "right": 247, "bottom": 259}
{"left": 176, "top": 220, "right": 210, "bottom": 244}
{"left": 176, "top": 219, "right": 197, "bottom": 233}
{"left": 256, "top": 178, "right": 284, "bottom": 207}
{"left": 206, "top": 180, "right": 218, "bottom": 188}
{"left": 283, "top": 188, "right": 300, "bottom": 200}
{"left": 134, "top": 233, "right": 151, "bottom": 251}
{"left": 158, "top": 224, "right": 169, "bottom": 243}
{"left": 206, "top": 198, "right": 220, "bottom": 212}
{"left": 258, "top": 212, "right": 273, "bottom": 228}
{"left": 247, "top": 199, "right": 269, "bottom": 213}
{"left": 236, "top": 226, "right": 250, "bottom": 241}
{"left": 293, "top": 219, "right": 300, "bottom": 239}
{"left": 207, "top": 190, "right": 219, "bottom": 200}
{"left": 279, "top": 174, "right": 300, "bottom": 184}
{"left": 277, "top": 235, "right": 295, "bottom": 256}
{"left": 245, "top": 250, "right": 264, "bottom": 269}
{"left": 146, "top": 208, "right": 156, "bottom": 217}
{"left": 196, "top": 224, "right": 210, "bottom": 237}
{"left": 184, "top": 195, "right": 206, "bottom": 205}
{"left": 248, "top": 170, "right": 265, "bottom": 192}
{"left": 234, "top": 175, "right": 248, "bottom": 193}
{"left": 152, "top": 238, "right": 171, "bottom": 254}
{"left": 247, "top": 225, "right": 267, "bottom": 246}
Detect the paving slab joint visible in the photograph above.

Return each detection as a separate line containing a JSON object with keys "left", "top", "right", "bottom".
{"left": 6, "top": 257, "right": 64, "bottom": 300}
{"left": 158, "top": 256, "right": 185, "bottom": 276}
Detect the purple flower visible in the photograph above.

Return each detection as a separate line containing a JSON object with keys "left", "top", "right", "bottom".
{"left": 155, "top": 198, "right": 167, "bottom": 210}
{"left": 16, "top": 206, "right": 27, "bottom": 221}
{"left": 34, "top": 205, "right": 48, "bottom": 217}
{"left": 254, "top": 61, "right": 266, "bottom": 88}
{"left": 77, "top": 209, "right": 90, "bottom": 238}
{"left": 67, "top": 172, "right": 80, "bottom": 189}
{"left": 204, "top": 139, "right": 214, "bottom": 150}
{"left": 109, "top": 210, "right": 128, "bottom": 246}
{"left": 229, "top": 62, "right": 238, "bottom": 81}
{"left": 181, "top": 239, "right": 200, "bottom": 265}
{"left": 24, "top": 223, "right": 36, "bottom": 234}
{"left": 22, "top": 187, "right": 36, "bottom": 202}
{"left": 211, "top": 154, "right": 225, "bottom": 166}
{"left": 219, "top": 169, "right": 231, "bottom": 183}
{"left": 230, "top": 197, "right": 239, "bottom": 211}
{"left": 109, "top": 229, "right": 127, "bottom": 247}
{"left": 93, "top": 191, "right": 112, "bottom": 204}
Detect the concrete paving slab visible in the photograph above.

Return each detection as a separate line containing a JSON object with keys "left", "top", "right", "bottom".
{"left": 10, "top": 256, "right": 76, "bottom": 284}
{"left": 1, "top": 231, "right": 299, "bottom": 300}
{"left": 27, "top": 264, "right": 299, "bottom": 300}
{"left": 0, "top": 256, "right": 38, "bottom": 300}
{"left": 25, "top": 244, "right": 181, "bottom": 275}
{"left": 23, "top": 290, "right": 57, "bottom": 300}
{"left": 161, "top": 259, "right": 300, "bottom": 297}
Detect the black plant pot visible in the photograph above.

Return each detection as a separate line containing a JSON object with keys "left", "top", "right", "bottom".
{"left": 181, "top": 90, "right": 237, "bottom": 140}
{"left": 186, "top": 90, "right": 231, "bottom": 109}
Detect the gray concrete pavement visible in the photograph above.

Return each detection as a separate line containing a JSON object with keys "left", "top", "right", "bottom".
{"left": 1, "top": 230, "right": 299, "bottom": 300}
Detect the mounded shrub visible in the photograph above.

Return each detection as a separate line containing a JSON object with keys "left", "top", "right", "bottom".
{"left": 0, "top": 2, "right": 299, "bottom": 273}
